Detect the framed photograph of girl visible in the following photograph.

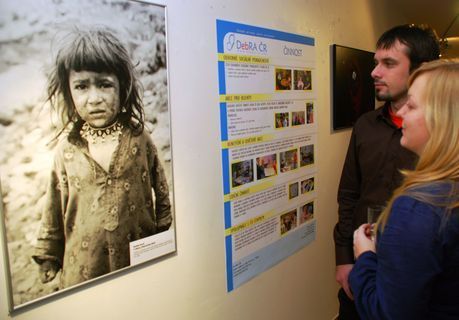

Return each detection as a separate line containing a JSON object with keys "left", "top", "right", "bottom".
{"left": 0, "top": 0, "right": 175, "bottom": 312}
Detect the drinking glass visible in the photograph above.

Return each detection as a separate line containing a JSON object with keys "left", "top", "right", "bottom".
{"left": 367, "top": 205, "right": 385, "bottom": 239}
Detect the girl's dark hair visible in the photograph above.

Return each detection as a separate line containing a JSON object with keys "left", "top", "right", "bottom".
{"left": 376, "top": 24, "right": 440, "bottom": 72}
{"left": 47, "top": 27, "right": 144, "bottom": 136}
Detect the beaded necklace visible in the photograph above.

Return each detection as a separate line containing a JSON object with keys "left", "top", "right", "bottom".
{"left": 80, "top": 121, "right": 123, "bottom": 144}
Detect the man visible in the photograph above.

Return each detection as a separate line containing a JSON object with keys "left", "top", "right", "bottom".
{"left": 334, "top": 24, "right": 440, "bottom": 319}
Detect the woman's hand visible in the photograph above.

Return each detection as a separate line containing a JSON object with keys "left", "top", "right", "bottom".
{"left": 353, "top": 223, "right": 376, "bottom": 259}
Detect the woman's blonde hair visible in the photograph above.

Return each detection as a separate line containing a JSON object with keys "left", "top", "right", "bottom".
{"left": 378, "top": 59, "right": 459, "bottom": 231}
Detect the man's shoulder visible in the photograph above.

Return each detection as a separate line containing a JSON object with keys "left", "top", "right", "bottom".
{"left": 352, "top": 107, "right": 384, "bottom": 132}
{"left": 355, "top": 106, "right": 384, "bottom": 124}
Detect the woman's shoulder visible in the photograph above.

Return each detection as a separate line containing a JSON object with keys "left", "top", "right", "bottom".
{"left": 391, "top": 195, "right": 437, "bottom": 219}
{"left": 409, "top": 181, "right": 457, "bottom": 194}
{"left": 391, "top": 183, "right": 459, "bottom": 235}
{"left": 391, "top": 190, "right": 444, "bottom": 225}
{"left": 384, "top": 196, "right": 444, "bottom": 249}
{"left": 397, "top": 181, "right": 458, "bottom": 205}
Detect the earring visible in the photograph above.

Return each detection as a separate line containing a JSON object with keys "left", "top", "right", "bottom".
{"left": 121, "top": 107, "right": 127, "bottom": 113}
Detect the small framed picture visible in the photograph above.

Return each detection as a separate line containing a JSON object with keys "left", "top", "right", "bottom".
{"left": 331, "top": 44, "right": 375, "bottom": 130}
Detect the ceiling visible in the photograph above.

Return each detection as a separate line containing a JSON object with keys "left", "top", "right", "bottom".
{"left": 387, "top": 0, "right": 459, "bottom": 57}
{"left": 391, "top": 0, "right": 459, "bottom": 39}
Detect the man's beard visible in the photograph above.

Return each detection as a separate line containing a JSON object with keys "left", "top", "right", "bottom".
{"left": 375, "top": 88, "right": 407, "bottom": 102}
{"left": 375, "top": 91, "right": 391, "bottom": 101}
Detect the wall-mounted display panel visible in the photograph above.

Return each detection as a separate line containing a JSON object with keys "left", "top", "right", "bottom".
{"left": 217, "top": 19, "right": 317, "bottom": 291}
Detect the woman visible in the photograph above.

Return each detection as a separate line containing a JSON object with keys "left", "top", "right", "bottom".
{"left": 350, "top": 59, "right": 459, "bottom": 319}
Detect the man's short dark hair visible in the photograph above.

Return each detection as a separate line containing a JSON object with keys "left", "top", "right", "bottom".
{"left": 376, "top": 24, "right": 440, "bottom": 72}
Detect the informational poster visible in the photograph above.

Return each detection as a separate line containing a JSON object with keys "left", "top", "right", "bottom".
{"left": 216, "top": 20, "right": 317, "bottom": 291}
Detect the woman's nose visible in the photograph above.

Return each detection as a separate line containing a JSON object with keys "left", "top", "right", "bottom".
{"left": 396, "top": 105, "right": 406, "bottom": 117}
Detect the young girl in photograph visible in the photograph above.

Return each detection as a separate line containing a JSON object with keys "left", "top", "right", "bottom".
{"left": 32, "top": 28, "right": 172, "bottom": 289}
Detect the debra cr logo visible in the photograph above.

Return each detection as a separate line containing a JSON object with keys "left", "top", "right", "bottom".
{"left": 226, "top": 33, "right": 236, "bottom": 51}
{"left": 225, "top": 33, "right": 268, "bottom": 54}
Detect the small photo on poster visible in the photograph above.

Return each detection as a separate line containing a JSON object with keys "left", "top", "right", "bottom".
{"left": 306, "top": 102, "right": 314, "bottom": 124}
{"left": 280, "top": 209, "right": 298, "bottom": 235}
{"left": 275, "top": 112, "right": 290, "bottom": 128}
{"left": 275, "top": 68, "right": 292, "bottom": 90}
{"left": 292, "top": 111, "right": 305, "bottom": 126}
{"left": 300, "top": 177, "right": 315, "bottom": 194}
{"left": 280, "top": 149, "right": 298, "bottom": 173}
{"left": 300, "top": 145, "right": 314, "bottom": 167}
{"left": 300, "top": 201, "right": 314, "bottom": 224}
{"left": 289, "top": 182, "right": 299, "bottom": 199}
{"left": 293, "top": 69, "right": 312, "bottom": 90}
{"left": 231, "top": 159, "right": 254, "bottom": 188}
{"left": 256, "top": 154, "right": 277, "bottom": 180}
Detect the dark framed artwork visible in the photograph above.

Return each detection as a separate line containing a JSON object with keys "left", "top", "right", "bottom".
{"left": 0, "top": 0, "right": 175, "bottom": 312}
{"left": 331, "top": 44, "right": 375, "bottom": 130}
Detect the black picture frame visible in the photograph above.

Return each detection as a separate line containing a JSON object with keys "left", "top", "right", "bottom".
{"left": 331, "top": 44, "right": 375, "bottom": 130}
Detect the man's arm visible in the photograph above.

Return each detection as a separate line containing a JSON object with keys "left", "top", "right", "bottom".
{"left": 336, "top": 264, "right": 354, "bottom": 299}
{"left": 334, "top": 127, "right": 362, "bottom": 299}
{"left": 334, "top": 128, "right": 362, "bottom": 265}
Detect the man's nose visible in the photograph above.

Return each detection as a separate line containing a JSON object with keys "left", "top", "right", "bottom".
{"left": 371, "top": 65, "right": 381, "bottom": 79}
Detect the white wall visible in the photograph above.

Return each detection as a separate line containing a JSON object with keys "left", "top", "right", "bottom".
{"left": 0, "top": 0, "right": 406, "bottom": 319}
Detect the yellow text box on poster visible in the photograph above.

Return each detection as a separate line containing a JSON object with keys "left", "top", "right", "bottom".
{"left": 220, "top": 93, "right": 271, "bottom": 103}
{"left": 222, "top": 134, "right": 274, "bottom": 149}
{"left": 218, "top": 53, "right": 270, "bottom": 64}
{"left": 224, "top": 180, "right": 275, "bottom": 202}
{"left": 225, "top": 210, "right": 278, "bottom": 236}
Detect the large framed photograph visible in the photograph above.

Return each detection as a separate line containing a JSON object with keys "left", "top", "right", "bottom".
{"left": 0, "top": 0, "right": 175, "bottom": 311}
{"left": 331, "top": 44, "right": 375, "bottom": 130}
